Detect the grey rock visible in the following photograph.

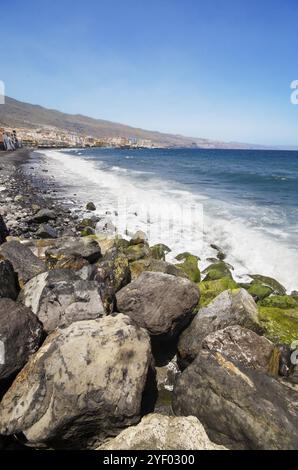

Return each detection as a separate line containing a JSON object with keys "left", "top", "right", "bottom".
{"left": 178, "top": 288, "right": 262, "bottom": 368}
{"left": 129, "top": 258, "right": 187, "bottom": 280}
{"left": 30, "top": 209, "right": 56, "bottom": 224}
{"left": 116, "top": 272, "right": 199, "bottom": 337}
{"left": 45, "top": 237, "right": 101, "bottom": 267}
{"left": 173, "top": 350, "right": 298, "bottom": 450}
{"left": 202, "top": 325, "right": 274, "bottom": 373}
{"left": 0, "top": 260, "right": 19, "bottom": 300}
{"left": 0, "top": 315, "right": 152, "bottom": 449}
{"left": 0, "top": 240, "right": 46, "bottom": 286}
{"left": 98, "top": 414, "right": 226, "bottom": 450}
{"left": 36, "top": 224, "right": 58, "bottom": 239}
{"left": 0, "top": 298, "right": 43, "bottom": 380}
{"left": 18, "top": 270, "right": 106, "bottom": 333}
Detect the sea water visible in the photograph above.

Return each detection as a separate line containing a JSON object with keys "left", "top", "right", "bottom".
{"left": 34, "top": 147, "right": 298, "bottom": 292}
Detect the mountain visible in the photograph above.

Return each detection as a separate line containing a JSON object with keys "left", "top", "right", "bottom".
{"left": 0, "top": 96, "right": 258, "bottom": 149}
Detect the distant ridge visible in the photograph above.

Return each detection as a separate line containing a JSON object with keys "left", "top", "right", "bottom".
{"left": 0, "top": 96, "right": 263, "bottom": 149}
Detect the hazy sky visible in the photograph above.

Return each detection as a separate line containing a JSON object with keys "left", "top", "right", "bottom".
{"left": 1, "top": 0, "right": 298, "bottom": 145}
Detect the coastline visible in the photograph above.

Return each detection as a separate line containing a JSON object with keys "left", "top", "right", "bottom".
{"left": 0, "top": 149, "right": 82, "bottom": 240}
{"left": 0, "top": 148, "right": 297, "bottom": 450}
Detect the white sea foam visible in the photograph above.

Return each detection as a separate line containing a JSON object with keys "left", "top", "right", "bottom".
{"left": 37, "top": 149, "right": 298, "bottom": 292}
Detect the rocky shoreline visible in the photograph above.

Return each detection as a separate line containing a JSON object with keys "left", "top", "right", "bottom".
{"left": 0, "top": 149, "right": 297, "bottom": 450}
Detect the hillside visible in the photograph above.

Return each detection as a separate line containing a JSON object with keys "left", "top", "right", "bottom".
{"left": 0, "top": 96, "right": 255, "bottom": 149}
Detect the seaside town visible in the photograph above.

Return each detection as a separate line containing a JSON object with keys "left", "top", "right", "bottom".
{"left": 0, "top": 126, "right": 156, "bottom": 151}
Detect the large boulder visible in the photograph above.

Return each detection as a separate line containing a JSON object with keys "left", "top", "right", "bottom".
{"left": 0, "top": 298, "right": 43, "bottom": 380}
{"left": 98, "top": 414, "right": 225, "bottom": 450}
{"left": 0, "top": 260, "right": 19, "bottom": 300}
{"left": 0, "top": 240, "right": 46, "bottom": 286}
{"left": 178, "top": 288, "right": 262, "bottom": 368}
{"left": 0, "top": 215, "right": 9, "bottom": 245}
{"left": 202, "top": 325, "right": 274, "bottom": 373}
{"left": 18, "top": 270, "right": 106, "bottom": 333}
{"left": 116, "top": 272, "right": 199, "bottom": 337}
{"left": 0, "top": 315, "right": 152, "bottom": 449}
{"left": 173, "top": 350, "right": 298, "bottom": 450}
{"left": 45, "top": 237, "right": 101, "bottom": 268}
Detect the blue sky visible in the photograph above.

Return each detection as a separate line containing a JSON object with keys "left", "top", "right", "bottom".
{"left": 0, "top": 0, "right": 298, "bottom": 145}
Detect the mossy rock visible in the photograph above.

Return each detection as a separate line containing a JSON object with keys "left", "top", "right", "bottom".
{"left": 77, "top": 217, "right": 98, "bottom": 230}
{"left": 202, "top": 261, "right": 233, "bottom": 281}
{"left": 80, "top": 226, "right": 95, "bottom": 237}
{"left": 259, "top": 295, "right": 298, "bottom": 310}
{"left": 259, "top": 306, "right": 298, "bottom": 345}
{"left": 249, "top": 275, "right": 286, "bottom": 295}
{"left": 175, "top": 252, "right": 200, "bottom": 283}
{"left": 150, "top": 244, "right": 171, "bottom": 261}
{"left": 198, "top": 276, "right": 239, "bottom": 307}
{"left": 130, "top": 258, "right": 185, "bottom": 280}
{"left": 124, "top": 243, "right": 150, "bottom": 262}
{"left": 247, "top": 281, "right": 273, "bottom": 301}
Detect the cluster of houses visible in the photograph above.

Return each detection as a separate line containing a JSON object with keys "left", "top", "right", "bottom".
{"left": 0, "top": 128, "right": 22, "bottom": 151}
{"left": 0, "top": 125, "right": 156, "bottom": 151}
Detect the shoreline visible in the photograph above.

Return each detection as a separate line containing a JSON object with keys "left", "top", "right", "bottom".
{"left": 0, "top": 149, "right": 84, "bottom": 240}
{"left": 1, "top": 148, "right": 296, "bottom": 293}
{"left": 0, "top": 148, "right": 297, "bottom": 450}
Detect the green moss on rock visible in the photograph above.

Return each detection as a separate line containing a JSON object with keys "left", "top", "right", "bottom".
{"left": 259, "top": 306, "right": 298, "bottom": 345}
{"left": 259, "top": 295, "right": 298, "bottom": 309}
{"left": 202, "top": 261, "right": 233, "bottom": 281}
{"left": 247, "top": 281, "right": 273, "bottom": 301}
{"left": 150, "top": 244, "right": 171, "bottom": 261}
{"left": 175, "top": 253, "right": 201, "bottom": 283}
{"left": 249, "top": 275, "right": 286, "bottom": 295}
{"left": 198, "top": 276, "right": 239, "bottom": 307}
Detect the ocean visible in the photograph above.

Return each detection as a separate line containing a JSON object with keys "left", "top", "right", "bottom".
{"left": 33, "top": 147, "right": 298, "bottom": 292}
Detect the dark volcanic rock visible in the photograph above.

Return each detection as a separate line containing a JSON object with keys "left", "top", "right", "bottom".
{"left": 36, "top": 224, "right": 58, "bottom": 239}
{"left": 178, "top": 288, "right": 262, "bottom": 368}
{"left": 0, "top": 215, "right": 9, "bottom": 245}
{"left": 30, "top": 209, "right": 56, "bottom": 224}
{"left": 0, "top": 240, "right": 46, "bottom": 286}
{"left": 0, "top": 260, "right": 19, "bottom": 300}
{"left": 45, "top": 237, "right": 102, "bottom": 267}
{"left": 18, "top": 269, "right": 106, "bottom": 334}
{"left": 173, "top": 350, "right": 298, "bottom": 450}
{"left": 0, "top": 315, "right": 151, "bottom": 449}
{"left": 0, "top": 298, "right": 43, "bottom": 380}
{"left": 116, "top": 272, "right": 199, "bottom": 337}
{"left": 86, "top": 202, "right": 96, "bottom": 211}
